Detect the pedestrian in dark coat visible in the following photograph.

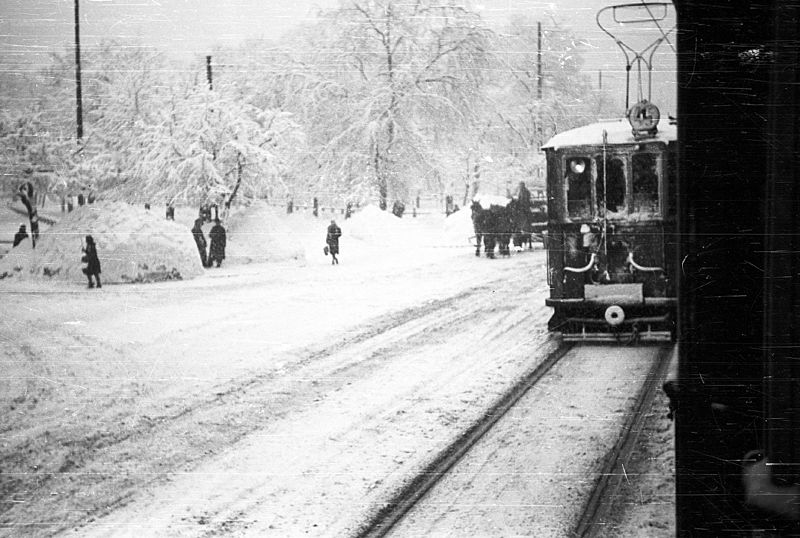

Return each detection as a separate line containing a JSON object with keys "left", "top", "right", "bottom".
{"left": 326, "top": 219, "right": 341, "bottom": 265}
{"left": 191, "top": 218, "right": 208, "bottom": 267}
{"left": 517, "top": 181, "right": 532, "bottom": 209}
{"left": 12, "top": 224, "right": 28, "bottom": 247}
{"left": 208, "top": 218, "right": 227, "bottom": 268}
{"left": 81, "top": 235, "right": 102, "bottom": 288}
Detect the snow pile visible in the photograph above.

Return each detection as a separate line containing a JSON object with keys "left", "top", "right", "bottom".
{"left": 0, "top": 202, "right": 203, "bottom": 283}
{"left": 474, "top": 194, "right": 510, "bottom": 209}
{"left": 225, "top": 202, "right": 305, "bottom": 263}
{"left": 442, "top": 208, "right": 475, "bottom": 246}
{"left": 344, "top": 204, "right": 405, "bottom": 244}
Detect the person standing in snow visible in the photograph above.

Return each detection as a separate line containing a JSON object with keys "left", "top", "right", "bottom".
{"left": 81, "top": 235, "right": 102, "bottom": 289}
{"left": 12, "top": 224, "right": 28, "bottom": 247}
{"left": 326, "top": 219, "right": 341, "bottom": 265}
{"left": 191, "top": 218, "right": 208, "bottom": 267}
{"left": 517, "top": 181, "right": 532, "bottom": 209}
{"left": 208, "top": 218, "right": 227, "bottom": 268}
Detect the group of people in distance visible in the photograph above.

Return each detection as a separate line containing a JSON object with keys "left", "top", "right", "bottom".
{"left": 77, "top": 211, "right": 227, "bottom": 291}
{"left": 192, "top": 216, "right": 227, "bottom": 268}
{"left": 9, "top": 205, "right": 340, "bottom": 292}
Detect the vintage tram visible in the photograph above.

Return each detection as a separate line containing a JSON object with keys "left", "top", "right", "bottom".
{"left": 541, "top": 103, "right": 677, "bottom": 341}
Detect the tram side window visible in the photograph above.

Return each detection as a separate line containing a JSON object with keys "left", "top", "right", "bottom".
{"left": 566, "top": 158, "right": 591, "bottom": 218}
{"left": 596, "top": 155, "right": 626, "bottom": 215}
{"left": 632, "top": 152, "right": 660, "bottom": 215}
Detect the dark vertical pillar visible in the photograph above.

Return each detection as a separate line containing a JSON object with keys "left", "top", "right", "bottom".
{"left": 764, "top": 1, "right": 800, "bottom": 488}
{"left": 673, "top": 1, "right": 772, "bottom": 534}
{"left": 74, "top": 0, "right": 83, "bottom": 141}
{"left": 537, "top": 21, "right": 543, "bottom": 100}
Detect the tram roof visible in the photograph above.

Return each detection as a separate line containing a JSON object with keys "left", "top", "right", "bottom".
{"left": 541, "top": 120, "right": 677, "bottom": 150}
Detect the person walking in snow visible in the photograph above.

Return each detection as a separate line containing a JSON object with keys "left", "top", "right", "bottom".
{"left": 326, "top": 219, "right": 341, "bottom": 265}
{"left": 81, "top": 235, "right": 102, "bottom": 289}
{"left": 12, "top": 224, "right": 28, "bottom": 247}
{"left": 208, "top": 218, "right": 227, "bottom": 268}
{"left": 191, "top": 218, "right": 208, "bottom": 267}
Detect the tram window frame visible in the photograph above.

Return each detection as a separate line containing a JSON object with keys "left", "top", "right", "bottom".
{"left": 631, "top": 150, "right": 661, "bottom": 217}
{"left": 564, "top": 156, "right": 592, "bottom": 219}
{"left": 595, "top": 153, "right": 627, "bottom": 217}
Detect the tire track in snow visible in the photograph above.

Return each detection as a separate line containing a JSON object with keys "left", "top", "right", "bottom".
{"left": 2, "top": 258, "right": 548, "bottom": 536}
{"left": 77, "top": 276, "right": 552, "bottom": 537}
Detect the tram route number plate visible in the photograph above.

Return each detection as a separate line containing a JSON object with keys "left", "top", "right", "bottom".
{"left": 584, "top": 283, "right": 643, "bottom": 305}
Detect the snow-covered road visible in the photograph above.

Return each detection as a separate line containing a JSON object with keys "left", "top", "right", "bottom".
{"left": 74, "top": 258, "right": 554, "bottom": 537}
{"left": 1, "top": 212, "right": 557, "bottom": 536}
{"left": 1, "top": 207, "right": 673, "bottom": 537}
{"left": 387, "top": 345, "right": 663, "bottom": 537}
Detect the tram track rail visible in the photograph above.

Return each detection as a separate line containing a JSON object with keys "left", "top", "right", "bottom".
{"left": 354, "top": 338, "right": 572, "bottom": 538}
{"left": 572, "top": 343, "right": 675, "bottom": 538}
{"left": 354, "top": 341, "right": 674, "bottom": 538}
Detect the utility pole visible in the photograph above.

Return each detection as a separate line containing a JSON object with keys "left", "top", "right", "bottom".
{"left": 537, "top": 21, "right": 543, "bottom": 100}
{"left": 74, "top": 0, "right": 83, "bottom": 141}
{"left": 206, "top": 55, "right": 213, "bottom": 90}
{"left": 599, "top": 69, "right": 603, "bottom": 90}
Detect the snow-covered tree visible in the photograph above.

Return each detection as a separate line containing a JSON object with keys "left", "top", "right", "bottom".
{"left": 115, "top": 82, "right": 305, "bottom": 208}
{"left": 288, "top": 0, "right": 492, "bottom": 210}
{"left": 0, "top": 53, "right": 81, "bottom": 198}
{"left": 484, "top": 15, "right": 615, "bottom": 191}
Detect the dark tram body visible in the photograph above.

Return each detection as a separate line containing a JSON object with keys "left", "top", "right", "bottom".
{"left": 542, "top": 117, "right": 677, "bottom": 341}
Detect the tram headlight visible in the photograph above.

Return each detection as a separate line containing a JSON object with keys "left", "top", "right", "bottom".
{"left": 605, "top": 305, "right": 626, "bottom": 327}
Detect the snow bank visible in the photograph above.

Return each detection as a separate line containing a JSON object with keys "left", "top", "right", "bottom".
{"left": 225, "top": 201, "right": 305, "bottom": 263}
{"left": 442, "top": 208, "right": 475, "bottom": 246}
{"left": 473, "top": 194, "right": 510, "bottom": 209}
{"left": 0, "top": 201, "right": 203, "bottom": 283}
{"left": 344, "top": 204, "right": 404, "bottom": 244}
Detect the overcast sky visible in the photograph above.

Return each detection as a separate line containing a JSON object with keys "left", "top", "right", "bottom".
{"left": 0, "top": 0, "right": 676, "bottom": 114}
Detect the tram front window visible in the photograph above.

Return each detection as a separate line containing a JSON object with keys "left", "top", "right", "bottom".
{"left": 596, "top": 155, "right": 626, "bottom": 215}
{"left": 632, "top": 152, "right": 660, "bottom": 215}
{"left": 566, "top": 157, "right": 591, "bottom": 218}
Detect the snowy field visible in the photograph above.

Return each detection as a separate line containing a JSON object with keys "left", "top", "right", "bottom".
{"left": 0, "top": 200, "right": 673, "bottom": 537}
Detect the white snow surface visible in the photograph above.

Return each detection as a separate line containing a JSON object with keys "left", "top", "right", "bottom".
{"left": 343, "top": 204, "right": 401, "bottom": 243}
{"left": 0, "top": 201, "right": 673, "bottom": 537}
{"left": 442, "top": 207, "right": 474, "bottom": 244}
{"left": 541, "top": 119, "right": 677, "bottom": 150}
{"left": 224, "top": 201, "right": 306, "bottom": 263}
{"left": 0, "top": 202, "right": 477, "bottom": 284}
{"left": 0, "top": 201, "right": 203, "bottom": 283}
{"left": 473, "top": 194, "right": 511, "bottom": 209}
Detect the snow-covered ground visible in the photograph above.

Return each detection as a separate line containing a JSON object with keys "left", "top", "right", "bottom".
{"left": 0, "top": 200, "right": 673, "bottom": 537}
